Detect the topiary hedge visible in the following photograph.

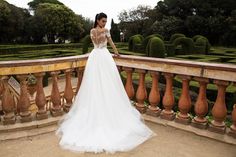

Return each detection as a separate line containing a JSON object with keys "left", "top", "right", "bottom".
{"left": 82, "top": 35, "right": 92, "bottom": 54}
{"left": 169, "top": 33, "right": 186, "bottom": 43}
{"left": 142, "top": 34, "right": 164, "bottom": 51}
{"left": 194, "top": 35, "right": 211, "bottom": 54}
{"left": 146, "top": 37, "right": 166, "bottom": 58}
{"left": 128, "top": 34, "right": 143, "bottom": 52}
{"left": 173, "top": 37, "right": 195, "bottom": 55}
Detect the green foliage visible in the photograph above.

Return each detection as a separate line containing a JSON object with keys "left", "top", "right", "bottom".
{"left": 165, "top": 44, "right": 175, "bottom": 57}
{"left": 28, "top": 0, "right": 63, "bottom": 10}
{"left": 146, "top": 37, "right": 166, "bottom": 58}
{"left": 170, "top": 33, "right": 185, "bottom": 43}
{"left": 0, "top": 0, "right": 31, "bottom": 43}
{"left": 128, "top": 34, "right": 143, "bottom": 52}
{"left": 151, "top": 16, "right": 185, "bottom": 39}
{"left": 0, "top": 43, "right": 82, "bottom": 54}
{"left": 110, "top": 19, "right": 120, "bottom": 42}
{"left": 173, "top": 37, "right": 194, "bottom": 55}
{"left": 118, "top": 5, "right": 153, "bottom": 39}
{"left": 142, "top": 34, "right": 164, "bottom": 50}
{"left": 32, "top": 3, "right": 83, "bottom": 44}
{"left": 193, "top": 35, "right": 211, "bottom": 54}
{"left": 82, "top": 35, "right": 91, "bottom": 54}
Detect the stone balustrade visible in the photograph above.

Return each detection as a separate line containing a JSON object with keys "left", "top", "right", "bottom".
{"left": 0, "top": 53, "right": 235, "bottom": 138}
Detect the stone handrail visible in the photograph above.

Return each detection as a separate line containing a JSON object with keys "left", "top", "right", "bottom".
{"left": 0, "top": 53, "right": 235, "bottom": 138}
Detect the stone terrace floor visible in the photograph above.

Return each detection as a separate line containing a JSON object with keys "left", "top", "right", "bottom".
{"left": 0, "top": 120, "right": 235, "bottom": 157}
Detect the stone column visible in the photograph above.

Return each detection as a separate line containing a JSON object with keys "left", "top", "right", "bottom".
{"left": 228, "top": 83, "right": 236, "bottom": 137}
{"left": 63, "top": 69, "right": 74, "bottom": 112}
{"left": 123, "top": 67, "right": 135, "bottom": 100}
{"left": 76, "top": 67, "right": 84, "bottom": 95}
{"left": 1, "top": 76, "right": 16, "bottom": 125}
{"left": 17, "top": 74, "right": 32, "bottom": 123}
{"left": 160, "top": 73, "right": 175, "bottom": 120}
{"left": 175, "top": 75, "right": 192, "bottom": 124}
{"left": 50, "top": 71, "right": 63, "bottom": 117}
{"left": 35, "top": 72, "right": 48, "bottom": 120}
{"left": 146, "top": 71, "right": 161, "bottom": 117}
{"left": 209, "top": 80, "right": 229, "bottom": 134}
{"left": 192, "top": 77, "right": 209, "bottom": 129}
{"left": 135, "top": 69, "right": 147, "bottom": 113}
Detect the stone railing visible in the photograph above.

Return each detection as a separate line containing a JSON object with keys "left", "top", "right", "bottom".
{"left": 0, "top": 53, "right": 235, "bottom": 138}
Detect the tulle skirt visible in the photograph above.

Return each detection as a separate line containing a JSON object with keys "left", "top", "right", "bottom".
{"left": 55, "top": 47, "right": 157, "bottom": 154}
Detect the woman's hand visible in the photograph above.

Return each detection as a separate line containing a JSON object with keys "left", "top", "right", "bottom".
{"left": 114, "top": 52, "right": 120, "bottom": 57}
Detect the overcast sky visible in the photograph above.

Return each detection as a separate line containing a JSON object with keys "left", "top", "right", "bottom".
{"left": 6, "top": 0, "right": 158, "bottom": 28}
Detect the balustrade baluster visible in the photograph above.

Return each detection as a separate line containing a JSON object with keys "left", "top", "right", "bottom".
{"left": 192, "top": 77, "right": 209, "bottom": 129}
{"left": 17, "top": 74, "right": 32, "bottom": 122}
{"left": 135, "top": 69, "right": 147, "bottom": 113}
{"left": 50, "top": 71, "right": 63, "bottom": 117}
{"left": 209, "top": 80, "right": 229, "bottom": 133}
{"left": 63, "top": 69, "right": 74, "bottom": 112}
{"left": 1, "top": 76, "right": 16, "bottom": 124}
{"left": 228, "top": 83, "right": 236, "bottom": 137}
{"left": 175, "top": 75, "right": 192, "bottom": 124}
{"left": 160, "top": 73, "right": 175, "bottom": 120}
{"left": 76, "top": 67, "right": 84, "bottom": 95}
{"left": 123, "top": 67, "right": 135, "bottom": 100}
{"left": 35, "top": 72, "right": 48, "bottom": 120}
{"left": 146, "top": 71, "right": 161, "bottom": 116}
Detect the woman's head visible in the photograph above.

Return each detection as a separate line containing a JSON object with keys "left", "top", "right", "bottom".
{"left": 93, "top": 12, "right": 107, "bottom": 28}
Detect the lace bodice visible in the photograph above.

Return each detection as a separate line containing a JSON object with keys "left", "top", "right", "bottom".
{"left": 90, "top": 28, "right": 111, "bottom": 48}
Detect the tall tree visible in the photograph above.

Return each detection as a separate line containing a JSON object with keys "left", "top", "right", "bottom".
{"left": 28, "top": 0, "right": 63, "bottom": 10}
{"left": 0, "top": 0, "right": 31, "bottom": 43}
{"left": 31, "top": 3, "right": 83, "bottom": 43}
{"left": 110, "top": 19, "right": 120, "bottom": 42}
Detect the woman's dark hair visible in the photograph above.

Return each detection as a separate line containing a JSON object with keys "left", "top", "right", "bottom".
{"left": 93, "top": 12, "right": 107, "bottom": 28}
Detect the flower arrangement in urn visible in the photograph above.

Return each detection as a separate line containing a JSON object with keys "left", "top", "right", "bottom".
{"left": 27, "top": 74, "right": 37, "bottom": 97}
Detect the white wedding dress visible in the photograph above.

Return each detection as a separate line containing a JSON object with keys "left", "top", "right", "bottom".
{"left": 55, "top": 28, "right": 157, "bottom": 154}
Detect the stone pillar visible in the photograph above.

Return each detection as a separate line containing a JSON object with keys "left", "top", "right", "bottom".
{"left": 209, "top": 80, "right": 229, "bottom": 134}
{"left": 76, "top": 67, "right": 84, "bottom": 94}
{"left": 146, "top": 71, "right": 161, "bottom": 117}
{"left": 135, "top": 69, "right": 147, "bottom": 113}
{"left": 50, "top": 71, "right": 63, "bottom": 117}
{"left": 160, "top": 73, "right": 175, "bottom": 120}
{"left": 192, "top": 77, "right": 209, "bottom": 129}
{"left": 175, "top": 75, "right": 192, "bottom": 124}
{"left": 63, "top": 69, "right": 74, "bottom": 112}
{"left": 228, "top": 83, "right": 236, "bottom": 137}
{"left": 1, "top": 76, "right": 16, "bottom": 125}
{"left": 228, "top": 104, "right": 236, "bottom": 138}
{"left": 123, "top": 67, "right": 135, "bottom": 100}
{"left": 17, "top": 74, "right": 32, "bottom": 123}
{"left": 35, "top": 72, "right": 48, "bottom": 120}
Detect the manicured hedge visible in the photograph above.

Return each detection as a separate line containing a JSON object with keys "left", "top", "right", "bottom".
{"left": 169, "top": 33, "right": 186, "bottom": 43}
{"left": 0, "top": 43, "right": 82, "bottom": 54}
{"left": 82, "top": 35, "right": 92, "bottom": 54}
{"left": 128, "top": 34, "right": 143, "bottom": 52}
{"left": 142, "top": 34, "right": 164, "bottom": 51}
{"left": 146, "top": 37, "right": 166, "bottom": 58}
{"left": 173, "top": 37, "right": 195, "bottom": 55}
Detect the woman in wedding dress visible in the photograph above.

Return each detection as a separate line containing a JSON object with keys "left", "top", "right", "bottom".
{"left": 55, "top": 12, "right": 157, "bottom": 154}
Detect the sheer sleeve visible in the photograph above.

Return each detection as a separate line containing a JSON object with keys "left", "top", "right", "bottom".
{"left": 105, "top": 29, "right": 111, "bottom": 38}
{"left": 90, "top": 29, "right": 98, "bottom": 45}
{"left": 106, "top": 29, "right": 119, "bottom": 54}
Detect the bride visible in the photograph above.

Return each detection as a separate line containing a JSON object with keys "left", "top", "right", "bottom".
{"left": 55, "top": 12, "right": 157, "bottom": 154}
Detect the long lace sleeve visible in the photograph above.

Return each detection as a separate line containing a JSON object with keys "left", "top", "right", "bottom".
{"left": 90, "top": 29, "right": 98, "bottom": 45}
{"left": 106, "top": 29, "right": 119, "bottom": 54}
